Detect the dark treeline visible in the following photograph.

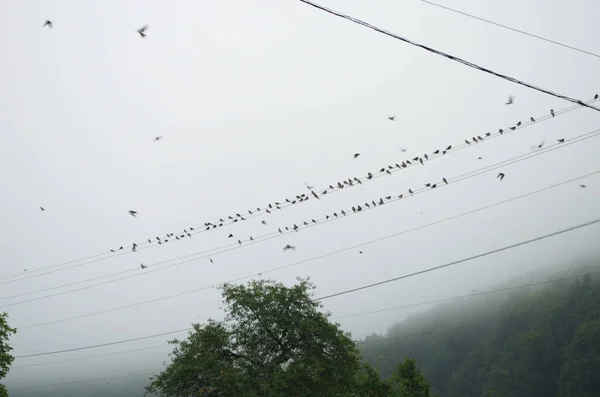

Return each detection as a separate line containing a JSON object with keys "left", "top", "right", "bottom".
{"left": 359, "top": 263, "right": 600, "bottom": 397}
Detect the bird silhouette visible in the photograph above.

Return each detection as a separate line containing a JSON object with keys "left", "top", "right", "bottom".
{"left": 153, "top": 136, "right": 163, "bottom": 142}
{"left": 353, "top": 153, "right": 360, "bottom": 159}
{"left": 557, "top": 139, "right": 565, "bottom": 143}
{"left": 580, "top": 184, "right": 587, "bottom": 188}
{"left": 530, "top": 117, "right": 536, "bottom": 123}
{"left": 550, "top": 109, "right": 555, "bottom": 117}
{"left": 505, "top": 95, "right": 514, "bottom": 105}
{"left": 388, "top": 115, "right": 396, "bottom": 121}
{"left": 305, "top": 183, "right": 315, "bottom": 190}
{"left": 140, "top": 263, "right": 147, "bottom": 269}
{"left": 210, "top": 258, "right": 214, "bottom": 264}
{"left": 40, "top": 206, "right": 45, "bottom": 211}
{"left": 43, "top": 20, "right": 53, "bottom": 28}
{"left": 595, "top": 94, "right": 599, "bottom": 100}
{"left": 283, "top": 244, "right": 296, "bottom": 251}
{"left": 443, "top": 178, "right": 448, "bottom": 184}
{"left": 399, "top": 148, "right": 407, "bottom": 152}
{"left": 261, "top": 220, "right": 267, "bottom": 225}
{"left": 228, "top": 234, "right": 234, "bottom": 238}
{"left": 128, "top": 210, "right": 137, "bottom": 218}
{"left": 497, "top": 172, "right": 505, "bottom": 181}
{"left": 137, "top": 25, "right": 148, "bottom": 38}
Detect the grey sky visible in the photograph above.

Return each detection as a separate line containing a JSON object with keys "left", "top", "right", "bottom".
{"left": 1, "top": 0, "right": 600, "bottom": 394}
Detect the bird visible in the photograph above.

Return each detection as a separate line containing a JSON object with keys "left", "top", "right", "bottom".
{"left": 210, "top": 258, "right": 214, "bottom": 264}
{"left": 388, "top": 115, "right": 396, "bottom": 121}
{"left": 550, "top": 109, "right": 555, "bottom": 117}
{"left": 359, "top": 251, "right": 363, "bottom": 254}
{"left": 128, "top": 210, "right": 137, "bottom": 217}
{"left": 283, "top": 244, "right": 296, "bottom": 251}
{"left": 137, "top": 25, "right": 148, "bottom": 38}
{"left": 228, "top": 234, "right": 234, "bottom": 238}
{"left": 595, "top": 94, "right": 599, "bottom": 100}
{"left": 153, "top": 136, "right": 163, "bottom": 142}
{"left": 43, "top": 20, "right": 53, "bottom": 28}
{"left": 140, "top": 263, "right": 147, "bottom": 269}
{"left": 399, "top": 148, "right": 407, "bottom": 152}
{"left": 443, "top": 178, "right": 448, "bottom": 184}
{"left": 557, "top": 139, "right": 565, "bottom": 143}
{"left": 478, "top": 156, "right": 483, "bottom": 160}
{"left": 261, "top": 220, "right": 267, "bottom": 225}
{"left": 580, "top": 184, "right": 587, "bottom": 188}
{"left": 537, "top": 140, "right": 545, "bottom": 149}
{"left": 238, "top": 239, "right": 242, "bottom": 246}
{"left": 305, "top": 183, "right": 315, "bottom": 190}
{"left": 530, "top": 117, "right": 536, "bottom": 123}
{"left": 353, "top": 153, "right": 360, "bottom": 159}
{"left": 40, "top": 206, "right": 45, "bottom": 211}
{"left": 505, "top": 95, "right": 514, "bottom": 105}
{"left": 497, "top": 172, "right": 505, "bottom": 181}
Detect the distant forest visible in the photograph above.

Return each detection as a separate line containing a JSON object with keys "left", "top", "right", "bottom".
{"left": 359, "top": 263, "right": 600, "bottom": 397}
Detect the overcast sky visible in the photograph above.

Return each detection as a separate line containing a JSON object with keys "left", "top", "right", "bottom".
{"left": 1, "top": 0, "right": 600, "bottom": 394}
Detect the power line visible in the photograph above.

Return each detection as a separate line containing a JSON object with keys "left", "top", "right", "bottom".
{"left": 5, "top": 131, "right": 598, "bottom": 313}
{"left": 12, "top": 344, "right": 169, "bottom": 369}
{"left": 331, "top": 270, "right": 600, "bottom": 320}
{"left": 315, "top": 218, "right": 600, "bottom": 301}
{"left": 297, "top": 0, "right": 600, "bottom": 112}
{"left": 420, "top": 0, "right": 600, "bottom": 60}
{"left": 13, "top": 216, "right": 600, "bottom": 359}
{"left": 7, "top": 372, "right": 157, "bottom": 392}
{"left": 2, "top": 98, "right": 594, "bottom": 284}
{"left": 13, "top": 168, "right": 600, "bottom": 329}
{"left": 13, "top": 328, "right": 189, "bottom": 359}
{"left": 5, "top": 124, "right": 599, "bottom": 310}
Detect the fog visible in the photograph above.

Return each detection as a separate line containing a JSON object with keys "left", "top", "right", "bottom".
{"left": 1, "top": 0, "right": 599, "bottom": 395}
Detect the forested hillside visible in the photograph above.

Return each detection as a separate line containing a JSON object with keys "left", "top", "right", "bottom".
{"left": 359, "top": 264, "right": 600, "bottom": 397}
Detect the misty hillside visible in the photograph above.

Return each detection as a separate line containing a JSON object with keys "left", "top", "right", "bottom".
{"left": 359, "top": 262, "right": 600, "bottom": 397}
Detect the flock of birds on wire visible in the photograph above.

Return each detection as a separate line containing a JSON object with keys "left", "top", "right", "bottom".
{"left": 36, "top": 19, "right": 599, "bottom": 269}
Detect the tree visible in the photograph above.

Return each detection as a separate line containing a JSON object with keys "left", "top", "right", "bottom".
{"left": 146, "top": 278, "right": 362, "bottom": 397}
{"left": 390, "top": 358, "right": 438, "bottom": 397}
{"left": 0, "top": 312, "right": 16, "bottom": 397}
{"left": 559, "top": 319, "right": 600, "bottom": 396}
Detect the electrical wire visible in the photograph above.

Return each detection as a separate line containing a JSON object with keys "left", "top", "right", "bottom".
{"left": 420, "top": 0, "right": 600, "bottom": 59}
{"left": 331, "top": 270, "right": 600, "bottom": 320}
{"left": 5, "top": 123, "right": 600, "bottom": 309}
{"left": 5, "top": 134, "right": 599, "bottom": 312}
{"left": 7, "top": 372, "right": 157, "bottom": 392}
{"left": 2, "top": 97, "right": 594, "bottom": 284}
{"left": 315, "top": 217, "right": 600, "bottom": 301}
{"left": 14, "top": 269, "right": 598, "bottom": 371}
{"left": 13, "top": 168, "right": 600, "bottom": 329}
{"left": 297, "top": 0, "right": 600, "bottom": 111}
{"left": 12, "top": 218, "right": 600, "bottom": 359}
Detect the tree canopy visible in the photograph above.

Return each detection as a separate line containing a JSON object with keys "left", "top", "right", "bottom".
{"left": 146, "top": 278, "right": 366, "bottom": 396}
{"left": 0, "top": 312, "right": 16, "bottom": 397}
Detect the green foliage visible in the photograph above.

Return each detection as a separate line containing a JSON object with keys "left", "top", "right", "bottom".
{"left": 0, "top": 312, "right": 16, "bottom": 396}
{"left": 360, "top": 269, "right": 600, "bottom": 397}
{"left": 146, "top": 278, "right": 366, "bottom": 397}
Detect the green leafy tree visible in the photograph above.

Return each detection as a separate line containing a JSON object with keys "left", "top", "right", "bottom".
{"left": 391, "top": 358, "right": 438, "bottom": 397}
{"left": 146, "top": 278, "right": 362, "bottom": 397}
{"left": 559, "top": 319, "right": 600, "bottom": 396}
{"left": 0, "top": 312, "right": 16, "bottom": 397}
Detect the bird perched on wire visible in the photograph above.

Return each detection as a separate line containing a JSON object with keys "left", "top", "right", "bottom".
{"left": 505, "top": 95, "right": 514, "bottom": 105}
{"left": 43, "top": 20, "right": 53, "bottom": 28}
{"left": 140, "top": 263, "right": 147, "bottom": 269}
{"left": 283, "top": 244, "right": 296, "bottom": 251}
{"left": 128, "top": 210, "right": 137, "bottom": 217}
{"left": 137, "top": 25, "right": 148, "bottom": 38}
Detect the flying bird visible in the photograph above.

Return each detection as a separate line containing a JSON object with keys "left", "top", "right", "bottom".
{"left": 40, "top": 206, "right": 45, "bottom": 211}
{"left": 43, "top": 20, "right": 53, "bottom": 28}
{"left": 580, "top": 184, "right": 587, "bottom": 188}
{"left": 261, "top": 220, "right": 267, "bottom": 225}
{"left": 128, "top": 210, "right": 137, "bottom": 218}
{"left": 497, "top": 172, "right": 505, "bottom": 181}
{"left": 283, "top": 244, "right": 296, "bottom": 251}
{"left": 505, "top": 95, "right": 514, "bottom": 105}
{"left": 353, "top": 153, "right": 360, "bottom": 159}
{"left": 210, "top": 258, "right": 214, "bottom": 264}
{"left": 399, "top": 148, "right": 407, "bottom": 152}
{"left": 137, "top": 25, "right": 148, "bottom": 38}
{"left": 153, "top": 136, "right": 163, "bottom": 142}
{"left": 388, "top": 115, "right": 396, "bottom": 121}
